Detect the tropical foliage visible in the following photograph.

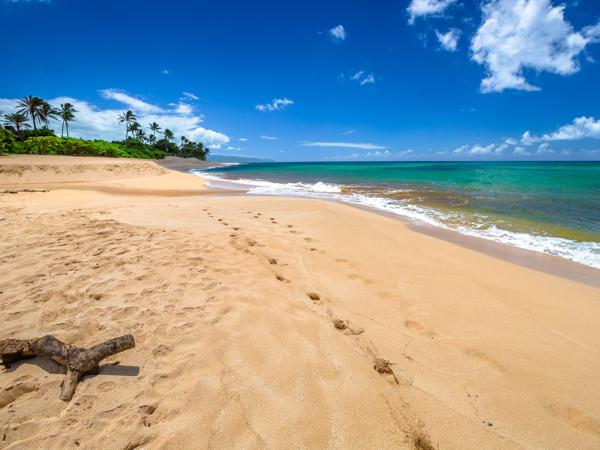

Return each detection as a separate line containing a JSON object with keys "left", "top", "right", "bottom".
{"left": 0, "top": 128, "right": 16, "bottom": 153}
{"left": 2, "top": 95, "right": 212, "bottom": 160}
{"left": 15, "top": 136, "right": 165, "bottom": 159}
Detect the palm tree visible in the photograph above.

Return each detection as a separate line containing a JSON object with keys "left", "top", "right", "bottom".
{"left": 58, "top": 103, "right": 77, "bottom": 137}
{"left": 180, "top": 135, "right": 189, "bottom": 147}
{"left": 118, "top": 110, "right": 137, "bottom": 139}
{"left": 148, "top": 134, "right": 156, "bottom": 145}
{"left": 16, "top": 95, "right": 44, "bottom": 131}
{"left": 129, "top": 121, "right": 141, "bottom": 139}
{"left": 163, "top": 128, "right": 174, "bottom": 152}
{"left": 137, "top": 129, "right": 147, "bottom": 142}
{"left": 39, "top": 102, "right": 59, "bottom": 130}
{"left": 148, "top": 122, "right": 161, "bottom": 139}
{"left": 3, "top": 112, "right": 30, "bottom": 134}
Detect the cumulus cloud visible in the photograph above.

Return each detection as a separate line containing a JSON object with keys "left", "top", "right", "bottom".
{"left": 408, "top": 0, "right": 457, "bottom": 24}
{"left": 0, "top": 91, "right": 230, "bottom": 149}
{"left": 471, "top": 0, "right": 600, "bottom": 93}
{"left": 436, "top": 28, "right": 461, "bottom": 52}
{"left": 303, "top": 141, "right": 386, "bottom": 150}
{"left": 255, "top": 98, "right": 294, "bottom": 112}
{"left": 514, "top": 146, "right": 532, "bottom": 155}
{"left": 453, "top": 143, "right": 506, "bottom": 155}
{"left": 522, "top": 116, "right": 600, "bottom": 143}
{"left": 537, "top": 143, "right": 554, "bottom": 154}
{"left": 541, "top": 116, "right": 600, "bottom": 141}
{"left": 329, "top": 25, "right": 347, "bottom": 41}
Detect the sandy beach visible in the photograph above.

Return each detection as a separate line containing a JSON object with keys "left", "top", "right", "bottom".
{"left": 1, "top": 155, "right": 600, "bottom": 449}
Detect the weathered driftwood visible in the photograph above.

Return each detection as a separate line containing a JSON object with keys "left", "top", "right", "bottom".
{"left": 0, "top": 334, "right": 135, "bottom": 401}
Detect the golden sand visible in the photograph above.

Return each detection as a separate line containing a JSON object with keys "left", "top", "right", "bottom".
{"left": 1, "top": 155, "right": 600, "bottom": 449}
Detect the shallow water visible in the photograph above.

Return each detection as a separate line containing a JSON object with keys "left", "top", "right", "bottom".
{"left": 195, "top": 161, "right": 600, "bottom": 268}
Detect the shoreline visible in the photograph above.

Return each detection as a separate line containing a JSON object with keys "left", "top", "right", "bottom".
{"left": 195, "top": 169, "right": 600, "bottom": 288}
{"left": 2, "top": 155, "right": 600, "bottom": 449}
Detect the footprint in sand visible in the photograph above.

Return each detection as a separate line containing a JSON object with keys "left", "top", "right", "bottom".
{"left": 275, "top": 274, "right": 290, "bottom": 283}
{"left": 463, "top": 348, "right": 504, "bottom": 373}
{"left": 545, "top": 402, "right": 600, "bottom": 438}
{"left": 372, "top": 358, "right": 412, "bottom": 386}
{"left": 307, "top": 292, "right": 321, "bottom": 302}
{"left": 97, "top": 381, "right": 117, "bottom": 393}
{"left": 331, "top": 316, "right": 364, "bottom": 335}
{"left": 0, "top": 381, "right": 40, "bottom": 409}
{"left": 268, "top": 258, "right": 278, "bottom": 265}
{"left": 405, "top": 319, "right": 436, "bottom": 338}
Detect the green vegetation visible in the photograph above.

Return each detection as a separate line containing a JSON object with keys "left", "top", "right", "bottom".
{"left": 2, "top": 95, "right": 211, "bottom": 160}
{"left": 0, "top": 128, "right": 16, "bottom": 153}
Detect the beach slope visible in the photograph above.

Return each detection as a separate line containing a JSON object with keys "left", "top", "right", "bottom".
{"left": 1, "top": 155, "right": 600, "bottom": 449}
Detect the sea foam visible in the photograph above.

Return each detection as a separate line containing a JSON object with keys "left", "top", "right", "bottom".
{"left": 192, "top": 170, "right": 600, "bottom": 269}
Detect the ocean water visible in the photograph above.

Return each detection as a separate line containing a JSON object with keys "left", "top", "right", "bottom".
{"left": 193, "top": 161, "right": 600, "bottom": 269}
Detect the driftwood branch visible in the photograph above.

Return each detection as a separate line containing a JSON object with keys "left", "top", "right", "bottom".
{"left": 0, "top": 334, "right": 135, "bottom": 401}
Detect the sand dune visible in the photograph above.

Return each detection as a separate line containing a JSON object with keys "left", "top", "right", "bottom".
{"left": 1, "top": 155, "right": 600, "bottom": 449}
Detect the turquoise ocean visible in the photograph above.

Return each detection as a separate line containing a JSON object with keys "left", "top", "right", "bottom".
{"left": 194, "top": 162, "right": 600, "bottom": 269}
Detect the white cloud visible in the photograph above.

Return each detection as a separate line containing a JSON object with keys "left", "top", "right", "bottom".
{"left": 541, "top": 116, "right": 600, "bottom": 141}
{"left": 168, "top": 101, "right": 195, "bottom": 115}
{"left": 342, "top": 129, "right": 355, "bottom": 135}
{"left": 522, "top": 116, "right": 600, "bottom": 143}
{"left": 255, "top": 98, "right": 294, "bottom": 112}
{"left": 0, "top": 92, "right": 230, "bottom": 149}
{"left": 100, "top": 89, "right": 163, "bottom": 113}
{"left": 408, "top": 0, "right": 457, "bottom": 24}
{"left": 260, "top": 135, "right": 278, "bottom": 140}
{"left": 521, "top": 130, "right": 536, "bottom": 145}
{"left": 329, "top": 25, "right": 347, "bottom": 41}
{"left": 453, "top": 143, "right": 506, "bottom": 155}
{"left": 471, "top": 0, "right": 600, "bottom": 93}
{"left": 239, "top": 137, "right": 248, "bottom": 141}
{"left": 161, "top": 69, "right": 171, "bottom": 75}
{"left": 537, "top": 143, "right": 554, "bottom": 154}
{"left": 514, "top": 146, "right": 532, "bottom": 155}
{"left": 436, "top": 28, "right": 461, "bottom": 52}
{"left": 303, "top": 141, "right": 386, "bottom": 150}
{"left": 360, "top": 74, "right": 376, "bottom": 85}
{"left": 225, "top": 146, "right": 242, "bottom": 151}
{"left": 349, "top": 71, "right": 376, "bottom": 86}
{"left": 366, "top": 150, "right": 390, "bottom": 157}
{"left": 182, "top": 92, "right": 199, "bottom": 100}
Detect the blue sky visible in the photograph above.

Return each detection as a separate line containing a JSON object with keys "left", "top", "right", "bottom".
{"left": 1, "top": 0, "right": 600, "bottom": 161}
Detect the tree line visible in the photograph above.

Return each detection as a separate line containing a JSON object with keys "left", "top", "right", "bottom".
{"left": 1, "top": 95, "right": 210, "bottom": 160}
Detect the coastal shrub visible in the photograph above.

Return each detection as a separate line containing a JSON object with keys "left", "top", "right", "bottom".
{"left": 18, "top": 128, "right": 56, "bottom": 141}
{"left": 19, "top": 136, "right": 165, "bottom": 159}
{"left": 22, "top": 136, "right": 63, "bottom": 154}
{"left": 0, "top": 127, "right": 16, "bottom": 153}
